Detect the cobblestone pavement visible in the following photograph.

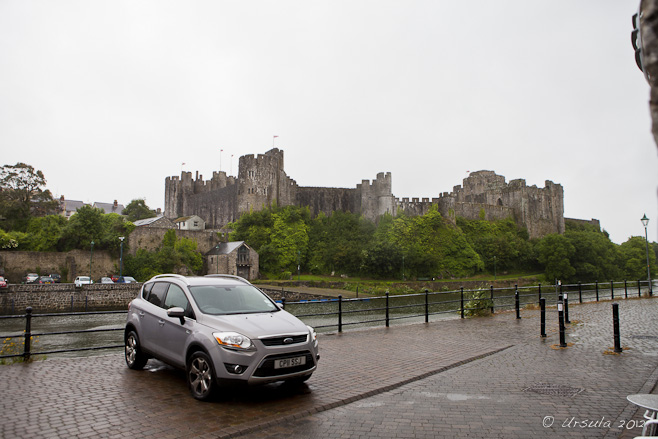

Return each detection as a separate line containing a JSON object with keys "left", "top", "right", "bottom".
{"left": 1, "top": 297, "right": 657, "bottom": 438}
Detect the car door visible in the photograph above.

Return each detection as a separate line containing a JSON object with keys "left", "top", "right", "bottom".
{"left": 138, "top": 282, "right": 169, "bottom": 354}
{"left": 160, "top": 283, "right": 194, "bottom": 367}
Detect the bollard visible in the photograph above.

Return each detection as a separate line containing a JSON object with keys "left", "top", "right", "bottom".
{"left": 624, "top": 280, "right": 628, "bottom": 299}
{"left": 24, "top": 307, "right": 32, "bottom": 361}
{"left": 558, "top": 295, "right": 567, "bottom": 347}
{"left": 337, "top": 295, "right": 343, "bottom": 333}
{"left": 595, "top": 281, "right": 599, "bottom": 301}
{"left": 460, "top": 287, "right": 464, "bottom": 319}
{"left": 540, "top": 297, "right": 546, "bottom": 338}
{"left": 490, "top": 285, "right": 495, "bottom": 314}
{"left": 578, "top": 282, "right": 583, "bottom": 303}
{"left": 424, "top": 289, "right": 429, "bottom": 323}
{"left": 612, "top": 303, "right": 623, "bottom": 353}
{"left": 515, "top": 285, "right": 521, "bottom": 319}
{"left": 564, "top": 293, "right": 570, "bottom": 324}
{"left": 638, "top": 279, "right": 642, "bottom": 298}
{"left": 385, "top": 292, "right": 390, "bottom": 327}
{"left": 281, "top": 297, "right": 286, "bottom": 309}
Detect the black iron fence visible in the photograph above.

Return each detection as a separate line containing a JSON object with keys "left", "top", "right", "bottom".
{"left": 0, "top": 280, "right": 653, "bottom": 361}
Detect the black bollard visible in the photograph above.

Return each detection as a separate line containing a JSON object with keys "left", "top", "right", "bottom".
{"left": 337, "top": 295, "right": 343, "bottom": 333}
{"left": 24, "top": 307, "right": 32, "bottom": 361}
{"left": 515, "top": 285, "right": 521, "bottom": 319}
{"left": 540, "top": 297, "right": 546, "bottom": 338}
{"left": 613, "top": 303, "right": 623, "bottom": 353}
{"left": 424, "top": 289, "right": 429, "bottom": 323}
{"left": 564, "top": 293, "right": 570, "bottom": 324}
{"left": 558, "top": 295, "right": 567, "bottom": 347}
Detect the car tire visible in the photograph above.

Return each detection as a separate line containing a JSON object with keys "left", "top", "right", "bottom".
{"left": 125, "top": 330, "right": 148, "bottom": 370}
{"left": 187, "top": 351, "right": 216, "bottom": 401}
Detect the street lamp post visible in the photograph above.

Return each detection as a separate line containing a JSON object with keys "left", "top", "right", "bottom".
{"left": 89, "top": 240, "right": 95, "bottom": 281}
{"left": 641, "top": 214, "right": 652, "bottom": 296}
{"left": 215, "top": 244, "right": 220, "bottom": 274}
{"left": 119, "top": 236, "right": 125, "bottom": 278}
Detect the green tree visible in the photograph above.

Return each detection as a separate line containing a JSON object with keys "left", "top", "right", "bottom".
{"left": 123, "top": 199, "right": 157, "bottom": 222}
{"left": 24, "top": 215, "right": 67, "bottom": 251}
{"left": 123, "top": 232, "right": 204, "bottom": 280}
{"left": 60, "top": 205, "right": 105, "bottom": 251}
{"left": 563, "top": 221, "right": 621, "bottom": 282}
{"left": 618, "top": 236, "right": 657, "bottom": 281}
{"left": 0, "top": 163, "right": 57, "bottom": 231}
{"left": 536, "top": 234, "right": 576, "bottom": 282}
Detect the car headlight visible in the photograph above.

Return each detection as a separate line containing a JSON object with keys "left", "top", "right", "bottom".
{"left": 307, "top": 325, "right": 317, "bottom": 343}
{"left": 213, "top": 332, "right": 255, "bottom": 351}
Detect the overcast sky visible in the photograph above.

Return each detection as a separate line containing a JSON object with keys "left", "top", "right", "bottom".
{"left": 1, "top": 1, "right": 656, "bottom": 244}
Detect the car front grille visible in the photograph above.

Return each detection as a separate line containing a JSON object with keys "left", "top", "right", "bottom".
{"left": 260, "top": 334, "right": 308, "bottom": 346}
{"left": 253, "top": 351, "right": 315, "bottom": 378}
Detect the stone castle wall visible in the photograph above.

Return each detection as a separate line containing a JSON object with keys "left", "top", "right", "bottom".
{"left": 164, "top": 150, "right": 566, "bottom": 238}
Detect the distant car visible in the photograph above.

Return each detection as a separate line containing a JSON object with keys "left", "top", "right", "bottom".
{"left": 117, "top": 276, "right": 137, "bottom": 283}
{"left": 74, "top": 276, "right": 93, "bottom": 287}
{"left": 97, "top": 277, "right": 114, "bottom": 284}
{"left": 0, "top": 276, "right": 7, "bottom": 288}
{"left": 24, "top": 273, "right": 39, "bottom": 284}
{"left": 39, "top": 276, "right": 54, "bottom": 284}
{"left": 50, "top": 274, "right": 61, "bottom": 283}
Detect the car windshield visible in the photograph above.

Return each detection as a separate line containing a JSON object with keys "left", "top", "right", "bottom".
{"left": 188, "top": 285, "right": 278, "bottom": 315}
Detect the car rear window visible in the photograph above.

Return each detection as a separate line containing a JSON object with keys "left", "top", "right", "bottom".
{"left": 188, "top": 285, "right": 277, "bottom": 315}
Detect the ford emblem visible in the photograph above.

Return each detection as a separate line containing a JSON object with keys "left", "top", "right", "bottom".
{"left": 283, "top": 337, "right": 293, "bottom": 344}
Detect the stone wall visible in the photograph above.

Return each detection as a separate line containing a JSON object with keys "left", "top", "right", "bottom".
{"left": 0, "top": 283, "right": 140, "bottom": 314}
{"left": 0, "top": 250, "right": 117, "bottom": 284}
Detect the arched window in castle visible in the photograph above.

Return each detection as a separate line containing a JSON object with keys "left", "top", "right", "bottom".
{"left": 497, "top": 198, "right": 503, "bottom": 206}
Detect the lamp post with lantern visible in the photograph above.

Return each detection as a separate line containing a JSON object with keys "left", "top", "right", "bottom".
{"left": 641, "top": 214, "right": 653, "bottom": 296}
{"left": 119, "top": 236, "right": 125, "bottom": 278}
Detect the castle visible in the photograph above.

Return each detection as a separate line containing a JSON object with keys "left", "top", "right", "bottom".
{"left": 164, "top": 148, "right": 566, "bottom": 239}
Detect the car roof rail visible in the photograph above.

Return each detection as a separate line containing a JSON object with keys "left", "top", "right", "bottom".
{"left": 204, "top": 274, "right": 251, "bottom": 285}
{"left": 149, "top": 274, "right": 189, "bottom": 283}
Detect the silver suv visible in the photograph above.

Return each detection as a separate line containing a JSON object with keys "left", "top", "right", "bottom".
{"left": 124, "top": 274, "right": 319, "bottom": 400}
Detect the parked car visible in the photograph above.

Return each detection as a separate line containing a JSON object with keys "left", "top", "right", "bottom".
{"left": 111, "top": 275, "right": 119, "bottom": 282}
{"left": 39, "top": 276, "right": 54, "bottom": 284}
{"left": 97, "top": 277, "right": 114, "bottom": 284}
{"left": 50, "top": 274, "right": 61, "bottom": 283}
{"left": 124, "top": 274, "right": 319, "bottom": 401}
{"left": 117, "top": 276, "right": 137, "bottom": 283}
{"left": 23, "top": 273, "right": 39, "bottom": 284}
{"left": 0, "top": 276, "right": 7, "bottom": 288}
{"left": 74, "top": 276, "right": 93, "bottom": 287}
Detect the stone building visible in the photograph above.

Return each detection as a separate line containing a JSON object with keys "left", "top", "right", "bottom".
{"left": 164, "top": 148, "right": 567, "bottom": 239}
{"left": 205, "top": 241, "right": 259, "bottom": 281}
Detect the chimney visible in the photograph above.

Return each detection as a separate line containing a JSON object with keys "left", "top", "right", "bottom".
{"left": 113, "top": 200, "right": 118, "bottom": 207}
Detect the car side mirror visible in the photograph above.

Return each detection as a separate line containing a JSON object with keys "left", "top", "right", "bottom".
{"left": 167, "top": 307, "right": 186, "bottom": 325}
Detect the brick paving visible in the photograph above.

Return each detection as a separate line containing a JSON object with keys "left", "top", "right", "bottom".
{"left": 1, "top": 297, "right": 657, "bottom": 438}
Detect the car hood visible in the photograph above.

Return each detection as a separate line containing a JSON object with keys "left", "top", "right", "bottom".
{"left": 199, "top": 310, "right": 308, "bottom": 338}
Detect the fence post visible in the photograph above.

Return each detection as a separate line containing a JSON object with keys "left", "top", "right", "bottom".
{"left": 612, "top": 303, "right": 622, "bottom": 353}
{"left": 515, "top": 285, "right": 521, "bottom": 319}
{"left": 337, "top": 295, "right": 342, "bottom": 333}
{"left": 23, "top": 307, "right": 32, "bottom": 361}
{"left": 558, "top": 295, "right": 567, "bottom": 348}
{"left": 356, "top": 286, "right": 359, "bottom": 299}
{"left": 538, "top": 283, "right": 542, "bottom": 303}
{"left": 385, "top": 292, "right": 390, "bottom": 327}
{"left": 281, "top": 297, "right": 286, "bottom": 309}
{"left": 610, "top": 281, "right": 614, "bottom": 300}
{"left": 424, "top": 289, "right": 429, "bottom": 323}
{"left": 460, "top": 287, "right": 464, "bottom": 319}
{"left": 638, "top": 280, "right": 642, "bottom": 298}
{"left": 490, "top": 285, "right": 495, "bottom": 314}
{"left": 625, "top": 280, "right": 628, "bottom": 299}
{"left": 540, "top": 297, "right": 546, "bottom": 338}
{"left": 85, "top": 296, "right": 88, "bottom": 312}
{"left": 595, "top": 281, "right": 599, "bottom": 302}
{"left": 578, "top": 282, "right": 582, "bottom": 303}
{"left": 71, "top": 295, "right": 74, "bottom": 312}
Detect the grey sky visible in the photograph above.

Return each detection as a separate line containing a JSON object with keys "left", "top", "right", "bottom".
{"left": 1, "top": 1, "right": 656, "bottom": 244}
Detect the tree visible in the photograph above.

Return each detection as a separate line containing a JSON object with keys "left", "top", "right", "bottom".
{"left": 123, "top": 199, "right": 157, "bottom": 222}
{"left": 536, "top": 234, "right": 576, "bottom": 282}
{"left": 618, "top": 236, "right": 657, "bottom": 281}
{"left": 0, "top": 163, "right": 57, "bottom": 231}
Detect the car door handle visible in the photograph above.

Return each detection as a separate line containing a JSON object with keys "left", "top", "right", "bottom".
{"left": 138, "top": 312, "right": 145, "bottom": 318}
{"left": 158, "top": 320, "right": 165, "bottom": 326}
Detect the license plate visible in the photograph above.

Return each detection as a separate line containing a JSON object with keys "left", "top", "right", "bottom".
{"left": 274, "top": 356, "right": 306, "bottom": 369}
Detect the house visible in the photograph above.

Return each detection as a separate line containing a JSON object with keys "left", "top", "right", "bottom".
{"left": 174, "top": 215, "right": 205, "bottom": 231}
{"left": 205, "top": 241, "right": 259, "bottom": 281}
{"left": 59, "top": 196, "right": 86, "bottom": 219}
{"left": 93, "top": 200, "right": 124, "bottom": 215}
{"left": 133, "top": 215, "right": 175, "bottom": 228}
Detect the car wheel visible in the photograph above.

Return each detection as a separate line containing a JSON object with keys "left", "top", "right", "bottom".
{"left": 187, "top": 351, "right": 216, "bottom": 401}
{"left": 125, "top": 330, "right": 148, "bottom": 370}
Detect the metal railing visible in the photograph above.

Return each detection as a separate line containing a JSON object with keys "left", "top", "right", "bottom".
{"left": 0, "top": 279, "right": 653, "bottom": 361}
